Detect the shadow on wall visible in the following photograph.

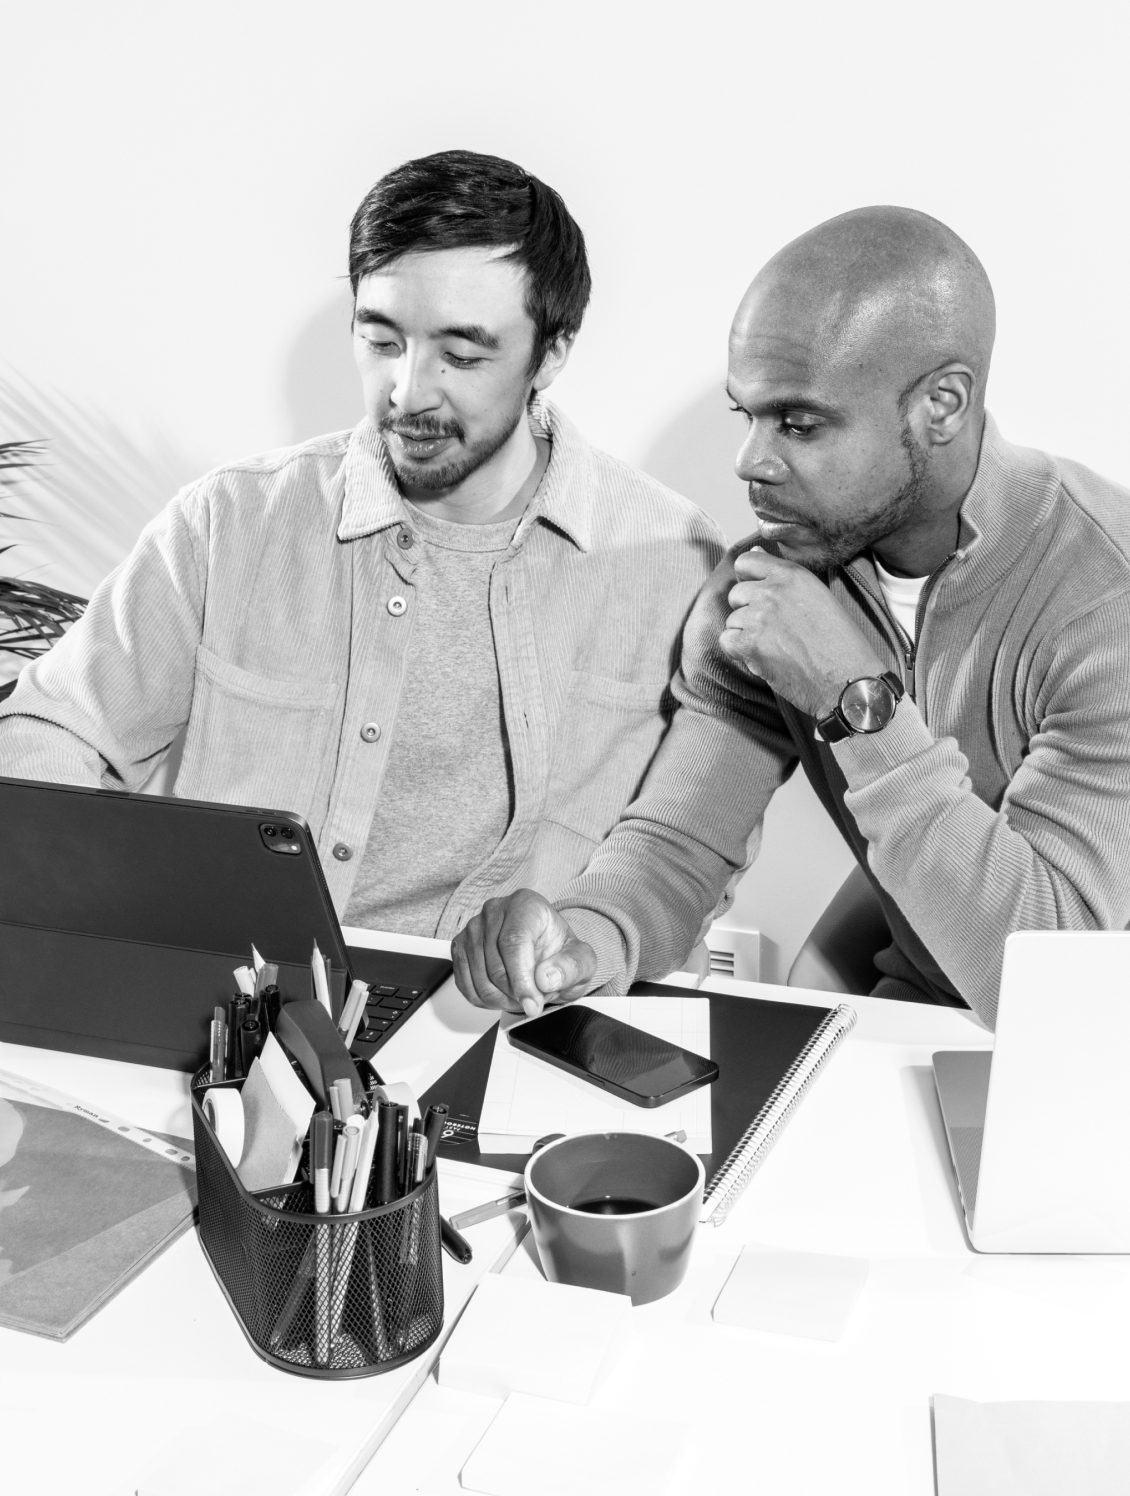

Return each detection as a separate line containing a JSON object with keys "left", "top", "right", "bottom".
{"left": 285, "top": 288, "right": 363, "bottom": 445}
{"left": 639, "top": 385, "right": 751, "bottom": 545}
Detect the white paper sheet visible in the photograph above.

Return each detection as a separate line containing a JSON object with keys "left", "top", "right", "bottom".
{"left": 712, "top": 1243, "right": 869, "bottom": 1341}
{"left": 437, "top": 1272, "right": 629, "bottom": 1403}
{"left": 478, "top": 995, "right": 711, "bottom": 1153}
{"left": 459, "top": 1392, "right": 692, "bottom": 1496}
{"left": 933, "top": 1395, "right": 1130, "bottom": 1496}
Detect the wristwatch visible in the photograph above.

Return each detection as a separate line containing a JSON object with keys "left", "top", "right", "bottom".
{"left": 816, "top": 670, "right": 905, "bottom": 743}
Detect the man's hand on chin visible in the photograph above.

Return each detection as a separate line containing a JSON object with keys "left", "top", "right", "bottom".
{"left": 452, "top": 889, "right": 597, "bottom": 1017}
{"left": 722, "top": 546, "right": 887, "bottom": 718}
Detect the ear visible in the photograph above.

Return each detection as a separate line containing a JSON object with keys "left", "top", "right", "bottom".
{"left": 914, "top": 363, "right": 977, "bottom": 447}
{"left": 531, "top": 334, "right": 574, "bottom": 393}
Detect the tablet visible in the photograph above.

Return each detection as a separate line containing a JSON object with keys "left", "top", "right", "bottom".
{"left": 0, "top": 775, "right": 450, "bottom": 1071}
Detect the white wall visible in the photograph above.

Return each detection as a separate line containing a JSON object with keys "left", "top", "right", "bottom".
{"left": 2, "top": 0, "right": 1127, "bottom": 969}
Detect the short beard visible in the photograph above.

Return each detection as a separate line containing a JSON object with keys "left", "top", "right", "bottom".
{"left": 379, "top": 389, "right": 528, "bottom": 494}
{"left": 753, "top": 419, "right": 930, "bottom": 575}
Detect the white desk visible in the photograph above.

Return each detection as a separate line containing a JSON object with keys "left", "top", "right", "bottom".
{"left": 5, "top": 931, "right": 1129, "bottom": 1495}
{"left": 349, "top": 944, "right": 1130, "bottom": 1495}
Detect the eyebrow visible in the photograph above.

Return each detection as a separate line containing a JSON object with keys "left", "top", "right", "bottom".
{"left": 353, "top": 308, "right": 501, "bottom": 350}
{"left": 725, "top": 384, "right": 840, "bottom": 419}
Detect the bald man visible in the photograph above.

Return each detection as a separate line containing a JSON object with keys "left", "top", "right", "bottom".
{"left": 451, "top": 207, "right": 1130, "bottom": 1029}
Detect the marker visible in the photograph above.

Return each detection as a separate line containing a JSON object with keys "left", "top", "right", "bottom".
{"left": 449, "top": 1191, "right": 528, "bottom": 1232}
{"left": 227, "top": 996, "right": 249, "bottom": 1079}
{"left": 232, "top": 965, "right": 255, "bottom": 999}
{"left": 408, "top": 1130, "right": 427, "bottom": 1187}
{"left": 374, "top": 1101, "right": 399, "bottom": 1205}
{"left": 440, "top": 1216, "right": 473, "bottom": 1265}
{"left": 348, "top": 1108, "right": 381, "bottom": 1214}
{"left": 240, "top": 1018, "right": 265, "bottom": 1074}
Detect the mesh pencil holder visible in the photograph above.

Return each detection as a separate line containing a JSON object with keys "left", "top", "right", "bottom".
{"left": 190, "top": 1069, "right": 444, "bottom": 1379}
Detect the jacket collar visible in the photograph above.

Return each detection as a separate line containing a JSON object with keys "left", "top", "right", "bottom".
{"left": 335, "top": 395, "right": 595, "bottom": 551}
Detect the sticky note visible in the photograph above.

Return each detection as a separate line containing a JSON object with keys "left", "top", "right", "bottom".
{"left": 933, "top": 1394, "right": 1130, "bottom": 1496}
{"left": 711, "top": 1243, "right": 868, "bottom": 1341}
{"left": 460, "top": 1392, "right": 691, "bottom": 1496}
{"left": 438, "top": 1272, "right": 629, "bottom": 1404}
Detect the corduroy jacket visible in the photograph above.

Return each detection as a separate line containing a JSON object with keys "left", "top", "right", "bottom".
{"left": 0, "top": 400, "right": 723, "bottom": 933}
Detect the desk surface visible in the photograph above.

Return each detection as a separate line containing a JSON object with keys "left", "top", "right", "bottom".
{"left": 6, "top": 929, "right": 1128, "bottom": 1495}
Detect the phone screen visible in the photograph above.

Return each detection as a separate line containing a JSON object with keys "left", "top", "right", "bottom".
{"left": 508, "top": 1005, "right": 718, "bottom": 1107}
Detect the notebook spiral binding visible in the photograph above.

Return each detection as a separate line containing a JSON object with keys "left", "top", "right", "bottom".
{"left": 700, "top": 1002, "right": 857, "bottom": 1227}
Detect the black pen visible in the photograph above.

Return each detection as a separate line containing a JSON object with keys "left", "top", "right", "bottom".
{"left": 374, "top": 1100, "right": 399, "bottom": 1204}
{"left": 440, "top": 1215, "right": 473, "bottom": 1264}
{"left": 421, "top": 1103, "right": 448, "bottom": 1169}
{"left": 395, "top": 1106, "right": 409, "bottom": 1197}
{"left": 227, "top": 996, "right": 249, "bottom": 1079}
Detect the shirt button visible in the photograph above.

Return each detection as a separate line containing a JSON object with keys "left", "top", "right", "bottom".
{"left": 360, "top": 722, "right": 381, "bottom": 743}
{"left": 387, "top": 595, "right": 408, "bottom": 616}
{"left": 332, "top": 843, "right": 353, "bottom": 861}
{"left": 397, "top": 529, "right": 414, "bottom": 549}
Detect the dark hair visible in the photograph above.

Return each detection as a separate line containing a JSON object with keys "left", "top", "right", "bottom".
{"left": 349, "top": 150, "right": 591, "bottom": 376}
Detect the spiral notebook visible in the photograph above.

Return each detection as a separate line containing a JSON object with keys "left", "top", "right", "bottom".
{"left": 423, "top": 985, "right": 856, "bottom": 1228}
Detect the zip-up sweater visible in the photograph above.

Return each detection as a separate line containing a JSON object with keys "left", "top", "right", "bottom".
{"left": 555, "top": 417, "right": 1130, "bottom": 1028}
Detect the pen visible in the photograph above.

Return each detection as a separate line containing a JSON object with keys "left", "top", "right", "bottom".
{"left": 374, "top": 1100, "right": 399, "bottom": 1204}
{"left": 240, "top": 1017, "right": 265, "bottom": 1074}
{"left": 232, "top": 964, "right": 255, "bottom": 998}
{"left": 227, "top": 996, "right": 249, "bottom": 1079}
{"left": 330, "top": 1077, "right": 353, "bottom": 1124}
{"left": 421, "top": 1103, "right": 448, "bottom": 1168}
{"left": 210, "top": 1006, "right": 227, "bottom": 1083}
{"left": 449, "top": 1191, "right": 528, "bottom": 1232}
{"left": 440, "top": 1215, "right": 473, "bottom": 1265}
{"left": 262, "top": 983, "right": 282, "bottom": 1034}
{"left": 333, "top": 1116, "right": 363, "bottom": 1213}
{"left": 396, "top": 1107, "right": 410, "bottom": 1196}
{"left": 409, "top": 1130, "right": 427, "bottom": 1187}
{"left": 312, "top": 1110, "right": 333, "bottom": 1364}
{"left": 312, "top": 1111, "right": 333, "bottom": 1214}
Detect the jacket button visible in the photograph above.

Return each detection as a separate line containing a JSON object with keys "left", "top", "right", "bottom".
{"left": 387, "top": 595, "right": 408, "bottom": 616}
{"left": 332, "top": 843, "right": 353, "bottom": 861}
{"left": 397, "top": 529, "right": 414, "bottom": 549}
{"left": 360, "top": 722, "right": 381, "bottom": 743}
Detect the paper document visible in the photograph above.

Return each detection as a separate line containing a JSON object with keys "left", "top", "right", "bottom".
{"left": 478, "top": 994, "right": 712, "bottom": 1153}
{"left": 933, "top": 1394, "right": 1130, "bottom": 1495}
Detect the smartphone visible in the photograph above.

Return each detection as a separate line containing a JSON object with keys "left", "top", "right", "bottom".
{"left": 507, "top": 1005, "right": 718, "bottom": 1108}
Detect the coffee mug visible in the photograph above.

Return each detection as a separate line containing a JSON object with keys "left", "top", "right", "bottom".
{"left": 524, "top": 1132, "right": 705, "bottom": 1305}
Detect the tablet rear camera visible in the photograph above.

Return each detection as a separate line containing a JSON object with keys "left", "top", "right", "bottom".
{"left": 259, "top": 821, "right": 301, "bottom": 854}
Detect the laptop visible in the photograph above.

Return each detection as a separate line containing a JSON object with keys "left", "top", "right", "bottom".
{"left": 0, "top": 775, "right": 451, "bottom": 1072}
{"left": 933, "top": 929, "right": 1130, "bottom": 1252}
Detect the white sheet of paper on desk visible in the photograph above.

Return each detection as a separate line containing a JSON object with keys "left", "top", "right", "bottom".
{"left": 932, "top": 1394, "right": 1130, "bottom": 1496}
{"left": 712, "top": 1243, "right": 869, "bottom": 1341}
{"left": 478, "top": 995, "right": 711, "bottom": 1153}
{"left": 438, "top": 1271, "right": 629, "bottom": 1404}
{"left": 459, "top": 1392, "right": 692, "bottom": 1496}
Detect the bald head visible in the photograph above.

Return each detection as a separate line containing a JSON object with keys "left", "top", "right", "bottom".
{"left": 727, "top": 208, "right": 996, "bottom": 577}
{"left": 733, "top": 206, "right": 995, "bottom": 410}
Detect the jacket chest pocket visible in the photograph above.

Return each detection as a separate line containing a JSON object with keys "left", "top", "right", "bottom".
{"left": 544, "top": 670, "right": 672, "bottom": 845}
{"left": 176, "top": 646, "right": 340, "bottom": 822}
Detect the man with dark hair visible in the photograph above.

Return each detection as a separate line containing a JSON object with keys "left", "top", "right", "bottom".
{"left": 0, "top": 151, "right": 723, "bottom": 938}
{"left": 452, "top": 207, "right": 1130, "bottom": 1029}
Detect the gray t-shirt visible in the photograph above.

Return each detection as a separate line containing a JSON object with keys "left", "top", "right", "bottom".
{"left": 343, "top": 502, "right": 520, "bottom": 935}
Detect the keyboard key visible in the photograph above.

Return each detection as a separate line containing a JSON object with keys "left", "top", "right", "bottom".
{"left": 376, "top": 985, "right": 398, "bottom": 996}
{"left": 378, "top": 997, "right": 412, "bottom": 1011}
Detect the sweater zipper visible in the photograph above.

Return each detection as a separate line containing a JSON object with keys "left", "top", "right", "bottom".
{"left": 842, "top": 555, "right": 954, "bottom": 708}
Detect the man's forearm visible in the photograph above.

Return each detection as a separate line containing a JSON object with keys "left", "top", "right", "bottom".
{"left": 0, "top": 715, "right": 104, "bottom": 786}
{"left": 837, "top": 698, "right": 1130, "bottom": 1027}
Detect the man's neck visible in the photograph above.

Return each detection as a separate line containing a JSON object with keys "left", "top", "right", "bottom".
{"left": 402, "top": 423, "right": 550, "bottom": 527}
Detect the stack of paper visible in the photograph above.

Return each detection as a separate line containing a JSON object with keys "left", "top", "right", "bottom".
{"left": 478, "top": 994, "right": 712, "bottom": 1154}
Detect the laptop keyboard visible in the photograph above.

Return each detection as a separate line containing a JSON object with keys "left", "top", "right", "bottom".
{"left": 344, "top": 946, "right": 453, "bottom": 1059}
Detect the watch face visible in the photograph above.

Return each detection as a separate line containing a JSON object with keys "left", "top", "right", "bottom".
{"left": 840, "top": 677, "right": 897, "bottom": 733}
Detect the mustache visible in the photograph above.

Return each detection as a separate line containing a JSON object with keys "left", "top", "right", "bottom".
{"left": 747, "top": 483, "right": 807, "bottom": 526}
{"left": 379, "top": 414, "right": 465, "bottom": 442}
